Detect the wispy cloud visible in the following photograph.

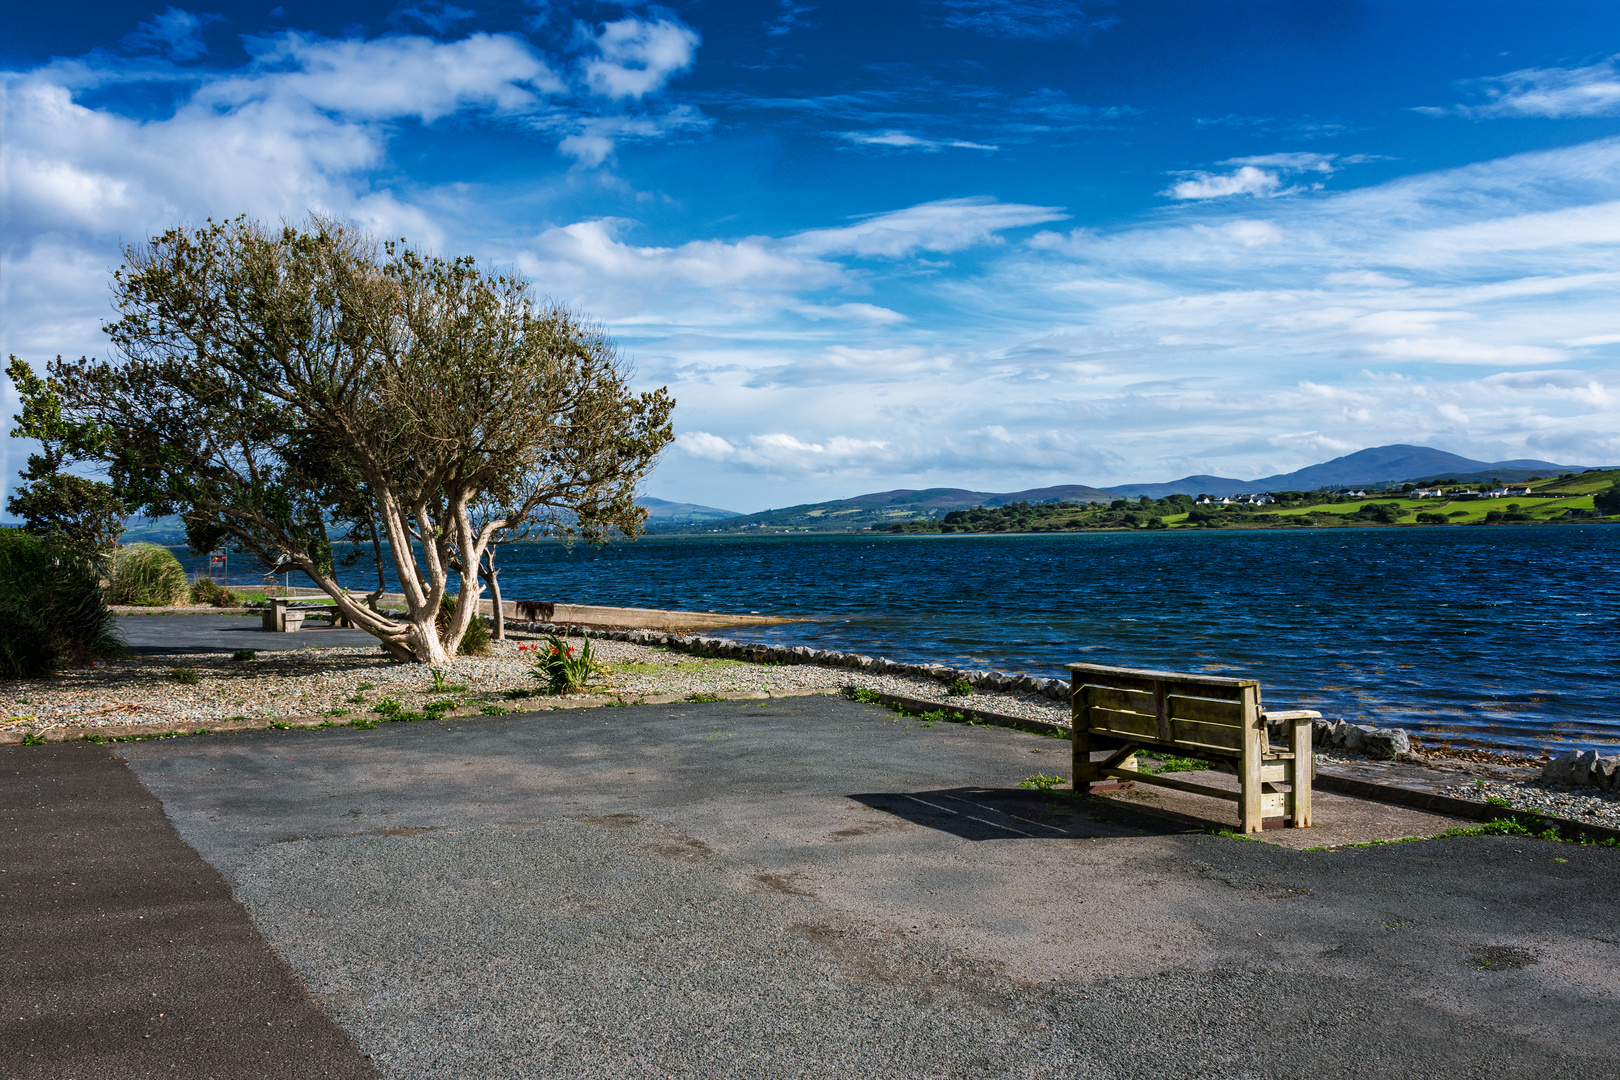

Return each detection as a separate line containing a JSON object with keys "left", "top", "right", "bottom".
{"left": 122, "top": 6, "right": 225, "bottom": 62}
{"left": 1436, "top": 55, "right": 1620, "bottom": 118}
{"left": 835, "top": 130, "right": 997, "bottom": 152}
{"left": 934, "top": 0, "right": 1119, "bottom": 41}
{"left": 788, "top": 197, "right": 1066, "bottom": 257}
{"left": 389, "top": 1, "right": 477, "bottom": 34}
{"left": 764, "top": 1, "right": 815, "bottom": 37}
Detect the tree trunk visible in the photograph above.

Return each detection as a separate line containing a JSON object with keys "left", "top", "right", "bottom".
{"left": 482, "top": 545, "right": 504, "bottom": 642}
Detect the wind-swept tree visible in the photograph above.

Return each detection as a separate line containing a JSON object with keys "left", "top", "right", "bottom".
{"left": 22, "top": 216, "right": 674, "bottom": 662}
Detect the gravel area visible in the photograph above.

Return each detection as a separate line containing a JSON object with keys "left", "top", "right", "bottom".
{"left": 1436, "top": 776, "right": 1620, "bottom": 828}
{"left": 0, "top": 631, "right": 1072, "bottom": 741}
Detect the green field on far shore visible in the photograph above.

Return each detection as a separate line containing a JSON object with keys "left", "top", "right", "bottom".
{"left": 882, "top": 468, "right": 1620, "bottom": 535}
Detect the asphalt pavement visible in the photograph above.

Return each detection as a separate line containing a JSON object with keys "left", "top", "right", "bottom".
{"left": 115, "top": 612, "right": 382, "bottom": 654}
{"left": 6, "top": 694, "right": 1619, "bottom": 1079}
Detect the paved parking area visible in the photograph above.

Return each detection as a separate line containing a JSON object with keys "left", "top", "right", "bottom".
{"left": 116, "top": 612, "right": 381, "bottom": 654}
{"left": 7, "top": 694, "right": 1620, "bottom": 1078}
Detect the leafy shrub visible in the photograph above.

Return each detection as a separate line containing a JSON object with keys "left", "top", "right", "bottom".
{"left": 435, "top": 594, "right": 491, "bottom": 656}
{"left": 231, "top": 649, "right": 256, "bottom": 661}
{"left": 190, "top": 576, "right": 240, "bottom": 607}
{"left": 107, "top": 543, "right": 189, "bottom": 606}
{"left": 0, "top": 528, "right": 125, "bottom": 678}
{"left": 0, "top": 602, "right": 55, "bottom": 680}
{"left": 946, "top": 678, "right": 974, "bottom": 696}
{"left": 1415, "top": 512, "right": 1450, "bottom": 524}
{"left": 531, "top": 631, "right": 602, "bottom": 694}
{"left": 169, "top": 666, "right": 200, "bottom": 685}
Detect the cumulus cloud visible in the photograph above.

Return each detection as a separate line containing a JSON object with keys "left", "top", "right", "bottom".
{"left": 578, "top": 15, "right": 699, "bottom": 100}
{"left": 1163, "top": 152, "right": 1353, "bottom": 200}
{"left": 1442, "top": 56, "right": 1620, "bottom": 119}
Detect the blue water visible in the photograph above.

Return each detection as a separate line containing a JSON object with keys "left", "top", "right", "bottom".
{"left": 193, "top": 527, "right": 1620, "bottom": 752}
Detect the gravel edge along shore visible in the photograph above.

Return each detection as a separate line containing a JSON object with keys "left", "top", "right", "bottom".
{"left": 4, "top": 612, "right": 1617, "bottom": 832}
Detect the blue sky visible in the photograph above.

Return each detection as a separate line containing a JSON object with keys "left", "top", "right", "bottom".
{"left": 5, "top": 1, "right": 1620, "bottom": 512}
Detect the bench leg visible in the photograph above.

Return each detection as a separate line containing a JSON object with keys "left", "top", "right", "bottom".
{"left": 1290, "top": 717, "right": 1313, "bottom": 827}
{"left": 1240, "top": 686, "right": 1263, "bottom": 832}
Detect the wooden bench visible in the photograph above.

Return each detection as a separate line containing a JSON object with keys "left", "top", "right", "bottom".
{"left": 1067, "top": 662, "right": 1319, "bottom": 832}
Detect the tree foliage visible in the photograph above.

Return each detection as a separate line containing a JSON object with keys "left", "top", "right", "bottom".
{"left": 6, "top": 357, "right": 128, "bottom": 567}
{"left": 22, "top": 216, "right": 674, "bottom": 662}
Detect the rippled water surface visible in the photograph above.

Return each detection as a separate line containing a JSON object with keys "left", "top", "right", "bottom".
{"left": 289, "top": 527, "right": 1615, "bottom": 751}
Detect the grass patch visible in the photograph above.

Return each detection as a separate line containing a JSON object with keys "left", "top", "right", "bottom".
{"left": 480, "top": 704, "right": 513, "bottom": 716}
{"left": 323, "top": 708, "right": 351, "bottom": 718}
{"left": 1139, "top": 753, "right": 1211, "bottom": 774}
{"left": 685, "top": 692, "right": 725, "bottom": 703}
{"left": 1018, "top": 773, "right": 1066, "bottom": 793}
{"left": 371, "top": 697, "right": 402, "bottom": 716}
{"left": 230, "top": 649, "right": 256, "bottom": 662}
{"left": 169, "top": 667, "right": 200, "bottom": 685}
{"left": 22, "top": 733, "right": 46, "bottom": 745}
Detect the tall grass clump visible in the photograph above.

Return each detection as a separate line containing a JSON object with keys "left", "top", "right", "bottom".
{"left": 0, "top": 529, "right": 126, "bottom": 678}
{"left": 107, "top": 543, "right": 189, "bottom": 606}
{"left": 436, "top": 594, "right": 491, "bottom": 656}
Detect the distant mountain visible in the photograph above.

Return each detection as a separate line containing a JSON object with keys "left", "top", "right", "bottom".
{"left": 638, "top": 496, "right": 742, "bottom": 527}
{"left": 671, "top": 483, "right": 1120, "bottom": 533}
{"left": 1109, "top": 445, "right": 1585, "bottom": 497}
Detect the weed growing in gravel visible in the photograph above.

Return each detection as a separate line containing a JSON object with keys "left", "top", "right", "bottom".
{"left": 268, "top": 721, "right": 292, "bottom": 730}
{"left": 349, "top": 717, "right": 379, "bottom": 729}
{"left": 423, "top": 699, "right": 458, "bottom": 716}
{"left": 849, "top": 687, "right": 883, "bottom": 704}
{"left": 22, "top": 733, "right": 46, "bottom": 745}
{"left": 323, "top": 708, "right": 351, "bottom": 718}
{"left": 428, "top": 668, "right": 469, "bottom": 694}
{"left": 356, "top": 682, "right": 375, "bottom": 691}
{"left": 231, "top": 649, "right": 256, "bottom": 662}
{"left": 169, "top": 667, "right": 200, "bottom": 685}
{"left": 685, "top": 692, "right": 725, "bottom": 703}
{"left": 372, "top": 698, "right": 402, "bottom": 716}
{"left": 1484, "top": 795, "right": 1513, "bottom": 808}
{"left": 947, "top": 678, "right": 974, "bottom": 696}
{"left": 1019, "top": 774, "right": 1066, "bottom": 793}
{"left": 480, "top": 704, "right": 512, "bottom": 716}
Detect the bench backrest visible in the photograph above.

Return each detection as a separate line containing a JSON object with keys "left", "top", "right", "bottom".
{"left": 1067, "top": 662, "right": 1261, "bottom": 755}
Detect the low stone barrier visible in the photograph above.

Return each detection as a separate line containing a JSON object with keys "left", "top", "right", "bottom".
{"left": 1541, "top": 749, "right": 1620, "bottom": 790}
{"left": 504, "top": 619, "right": 1431, "bottom": 759}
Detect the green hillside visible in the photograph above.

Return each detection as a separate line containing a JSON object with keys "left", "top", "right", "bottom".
{"left": 882, "top": 470, "right": 1620, "bottom": 534}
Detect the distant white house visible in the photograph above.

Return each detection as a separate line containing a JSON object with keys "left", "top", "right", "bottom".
{"left": 1411, "top": 488, "right": 1444, "bottom": 498}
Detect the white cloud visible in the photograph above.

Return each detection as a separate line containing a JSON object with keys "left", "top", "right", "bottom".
{"left": 836, "top": 130, "right": 998, "bottom": 152}
{"left": 788, "top": 197, "right": 1066, "bottom": 257}
{"left": 1165, "top": 165, "right": 1285, "bottom": 200}
{"left": 557, "top": 108, "right": 710, "bottom": 166}
{"left": 217, "top": 32, "right": 563, "bottom": 122}
{"left": 1360, "top": 337, "right": 1569, "bottom": 366}
{"left": 1163, "top": 152, "right": 1356, "bottom": 201}
{"left": 1446, "top": 56, "right": 1620, "bottom": 119}
{"left": 579, "top": 16, "right": 699, "bottom": 100}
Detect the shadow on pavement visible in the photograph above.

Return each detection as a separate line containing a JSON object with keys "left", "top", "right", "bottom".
{"left": 850, "top": 787, "right": 1201, "bottom": 841}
